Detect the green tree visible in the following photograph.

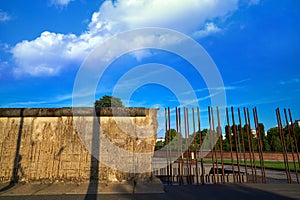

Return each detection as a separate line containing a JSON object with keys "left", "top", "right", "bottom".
{"left": 165, "top": 129, "right": 178, "bottom": 145}
{"left": 267, "top": 127, "right": 282, "bottom": 152}
{"left": 225, "top": 125, "right": 232, "bottom": 147}
{"left": 155, "top": 140, "right": 164, "bottom": 150}
{"left": 295, "top": 126, "right": 300, "bottom": 151}
{"left": 94, "top": 95, "right": 124, "bottom": 108}
{"left": 257, "top": 123, "right": 271, "bottom": 152}
{"left": 165, "top": 129, "right": 185, "bottom": 150}
{"left": 222, "top": 138, "right": 230, "bottom": 151}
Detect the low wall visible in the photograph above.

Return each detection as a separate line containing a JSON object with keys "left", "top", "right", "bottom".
{"left": 154, "top": 151, "right": 298, "bottom": 161}
{"left": 0, "top": 108, "right": 158, "bottom": 184}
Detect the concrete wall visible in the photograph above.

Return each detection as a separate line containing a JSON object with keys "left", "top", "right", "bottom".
{"left": 0, "top": 108, "right": 158, "bottom": 184}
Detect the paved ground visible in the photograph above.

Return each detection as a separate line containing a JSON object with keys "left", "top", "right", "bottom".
{"left": 0, "top": 182, "right": 300, "bottom": 200}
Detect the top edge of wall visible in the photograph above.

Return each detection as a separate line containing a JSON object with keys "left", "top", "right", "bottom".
{"left": 0, "top": 107, "right": 159, "bottom": 117}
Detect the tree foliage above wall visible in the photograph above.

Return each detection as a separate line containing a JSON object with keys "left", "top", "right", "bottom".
{"left": 94, "top": 95, "right": 124, "bottom": 109}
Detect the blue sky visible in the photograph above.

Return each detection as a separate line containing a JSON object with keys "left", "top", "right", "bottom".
{"left": 0, "top": 0, "right": 300, "bottom": 131}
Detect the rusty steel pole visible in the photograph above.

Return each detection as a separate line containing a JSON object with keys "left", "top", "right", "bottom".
{"left": 167, "top": 107, "right": 173, "bottom": 185}
{"left": 164, "top": 108, "right": 170, "bottom": 185}
{"left": 175, "top": 107, "right": 181, "bottom": 185}
{"left": 253, "top": 107, "right": 266, "bottom": 183}
{"left": 185, "top": 108, "right": 192, "bottom": 184}
{"left": 208, "top": 107, "right": 216, "bottom": 184}
{"left": 244, "top": 108, "right": 254, "bottom": 183}
{"left": 238, "top": 108, "right": 248, "bottom": 183}
{"left": 276, "top": 108, "right": 292, "bottom": 184}
{"left": 284, "top": 109, "right": 299, "bottom": 183}
{"left": 231, "top": 107, "right": 242, "bottom": 183}
{"left": 247, "top": 108, "right": 258, "bottom": 183}
{"left": 184, "top": 108, "right": 188, "bottom": 184}
{"left": 197, "top": 107, "right": 205, "bottom": 184}
{"left": 288, "top": 109, "right": 300, "bottom": 173}
{"left": 178, "top": 107, "right": 184, "bottom": 185}
{"left": 192, "top": 108, "right": 199, "bottom": 185}
{"left": 226, "top": 107, "right": 236, "bottom": 183}
{"left": 217, "top": 107, "right": 225, "bottom": 184}
{"left": 211, "top": 107, "right": 220, "bottom": 184}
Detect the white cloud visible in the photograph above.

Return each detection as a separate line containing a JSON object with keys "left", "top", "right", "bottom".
{"left": 0, "top": 10, "right": 11, "bottom": 22}
{"left": 11, "top": 0, "right": 239, "bottom": 77}
{"left": 279, "top": 78, "right": 300, "bottom": 85}
{"left": 90, "top": 0, "right": 238, "bottom": 34}
{"left": 130, "top": 50, "right": 153, "bottom": 62}
{"left": 50, "top": 0, "right": 74, "bottom": 7}
{"left": 12, "top": 31, "right": 104, "bottom": 77}
{"left": 193, "top": 22, "right": 222, "bottom": 38}
{"left": 248, "top": 0, "right": 260, "bottom": 6}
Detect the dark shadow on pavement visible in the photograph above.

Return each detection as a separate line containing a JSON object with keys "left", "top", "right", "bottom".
{"left": 1, "top": 184, "right": 299, "bottom": 200}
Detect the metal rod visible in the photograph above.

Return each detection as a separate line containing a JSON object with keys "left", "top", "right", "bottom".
{"left": 226, "top": 107, "right": 236, "bottom": 183}
{"left": 231, "top": 107, "right": 242, "bottom": 183}
{"left": 168, "top": 107, "right": 173, "bottom": 185}
{"left": 253, "top": 107, "right": 266, "bottom": 183}
{"left": 217, "top": 106, "right": 225, "bottom": 184}
{"left": 247, "top": 108, "right": 258, "bottom": 183}
{"left": 175, "top": 107, "right": 181, "bottom": 185}
{"left": 185, "top": 108, "right": 192, "bottom": 184}
{"left": 165, "top": 108, "right": 170, "bottom": 185}
{"left": 284, "top": 108, "right": 299, "bottom": 183}
{"left": 288, "top": 109, "right": 300, "bottom": 175}
{"left": 197, "top": 107, "right": 205, "bottom": 184}
{"left": 211, "top": 107, "right": 220, "bottom": 184}
{"left": 184, "top": 108, "right": 188, "bottom": 183}
{"left": 244, "top": 108, "right": 254, "bottom": 183}
{"left": 238, "top": 108, "right": 248, "bottom": 183}
{"left": 276, "top": 108, "right": 292, "bottom": 184}
{"left": 188, "top": 108, "right": 193, "bottom": 184}
{"left": 208, "top": 106, "right": 216, "bottom": 184}
{"left": 192, "top": 108, "right": 199, "bottom": 185}
{"left": 178, "top": 107, "right": 184, "bottom": 185}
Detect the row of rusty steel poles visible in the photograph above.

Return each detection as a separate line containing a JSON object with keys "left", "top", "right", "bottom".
{"left": 164, "top": 106, "right": 299, "bottom": 185}
{"left": 276, "top": 108, "right": 300, "bottom": 184}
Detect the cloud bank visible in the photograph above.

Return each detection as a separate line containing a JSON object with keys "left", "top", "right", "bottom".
{"left": 11, "top": 0, "right": 241, "bottom": 77}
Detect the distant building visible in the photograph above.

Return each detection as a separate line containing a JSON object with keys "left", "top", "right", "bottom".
{"left": 294, "top": 120, "right": 300, "bottom": 127}
{"left": 156, "top": 137, "right": 165, "bottom": 143}
{"left": 250, "top": 129, "right": 267, "bottom": 137}
{"left": 251, "top": 129, "right": 257, "bottom": 137}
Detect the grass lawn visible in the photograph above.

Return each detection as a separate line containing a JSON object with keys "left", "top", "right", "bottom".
{"left": 202, "top": 158, "right": 300, "bottom": 171}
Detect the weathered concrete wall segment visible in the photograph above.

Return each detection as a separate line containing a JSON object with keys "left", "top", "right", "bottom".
{"left": 0, "top": 108, "right": 158, "bottom": 183}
